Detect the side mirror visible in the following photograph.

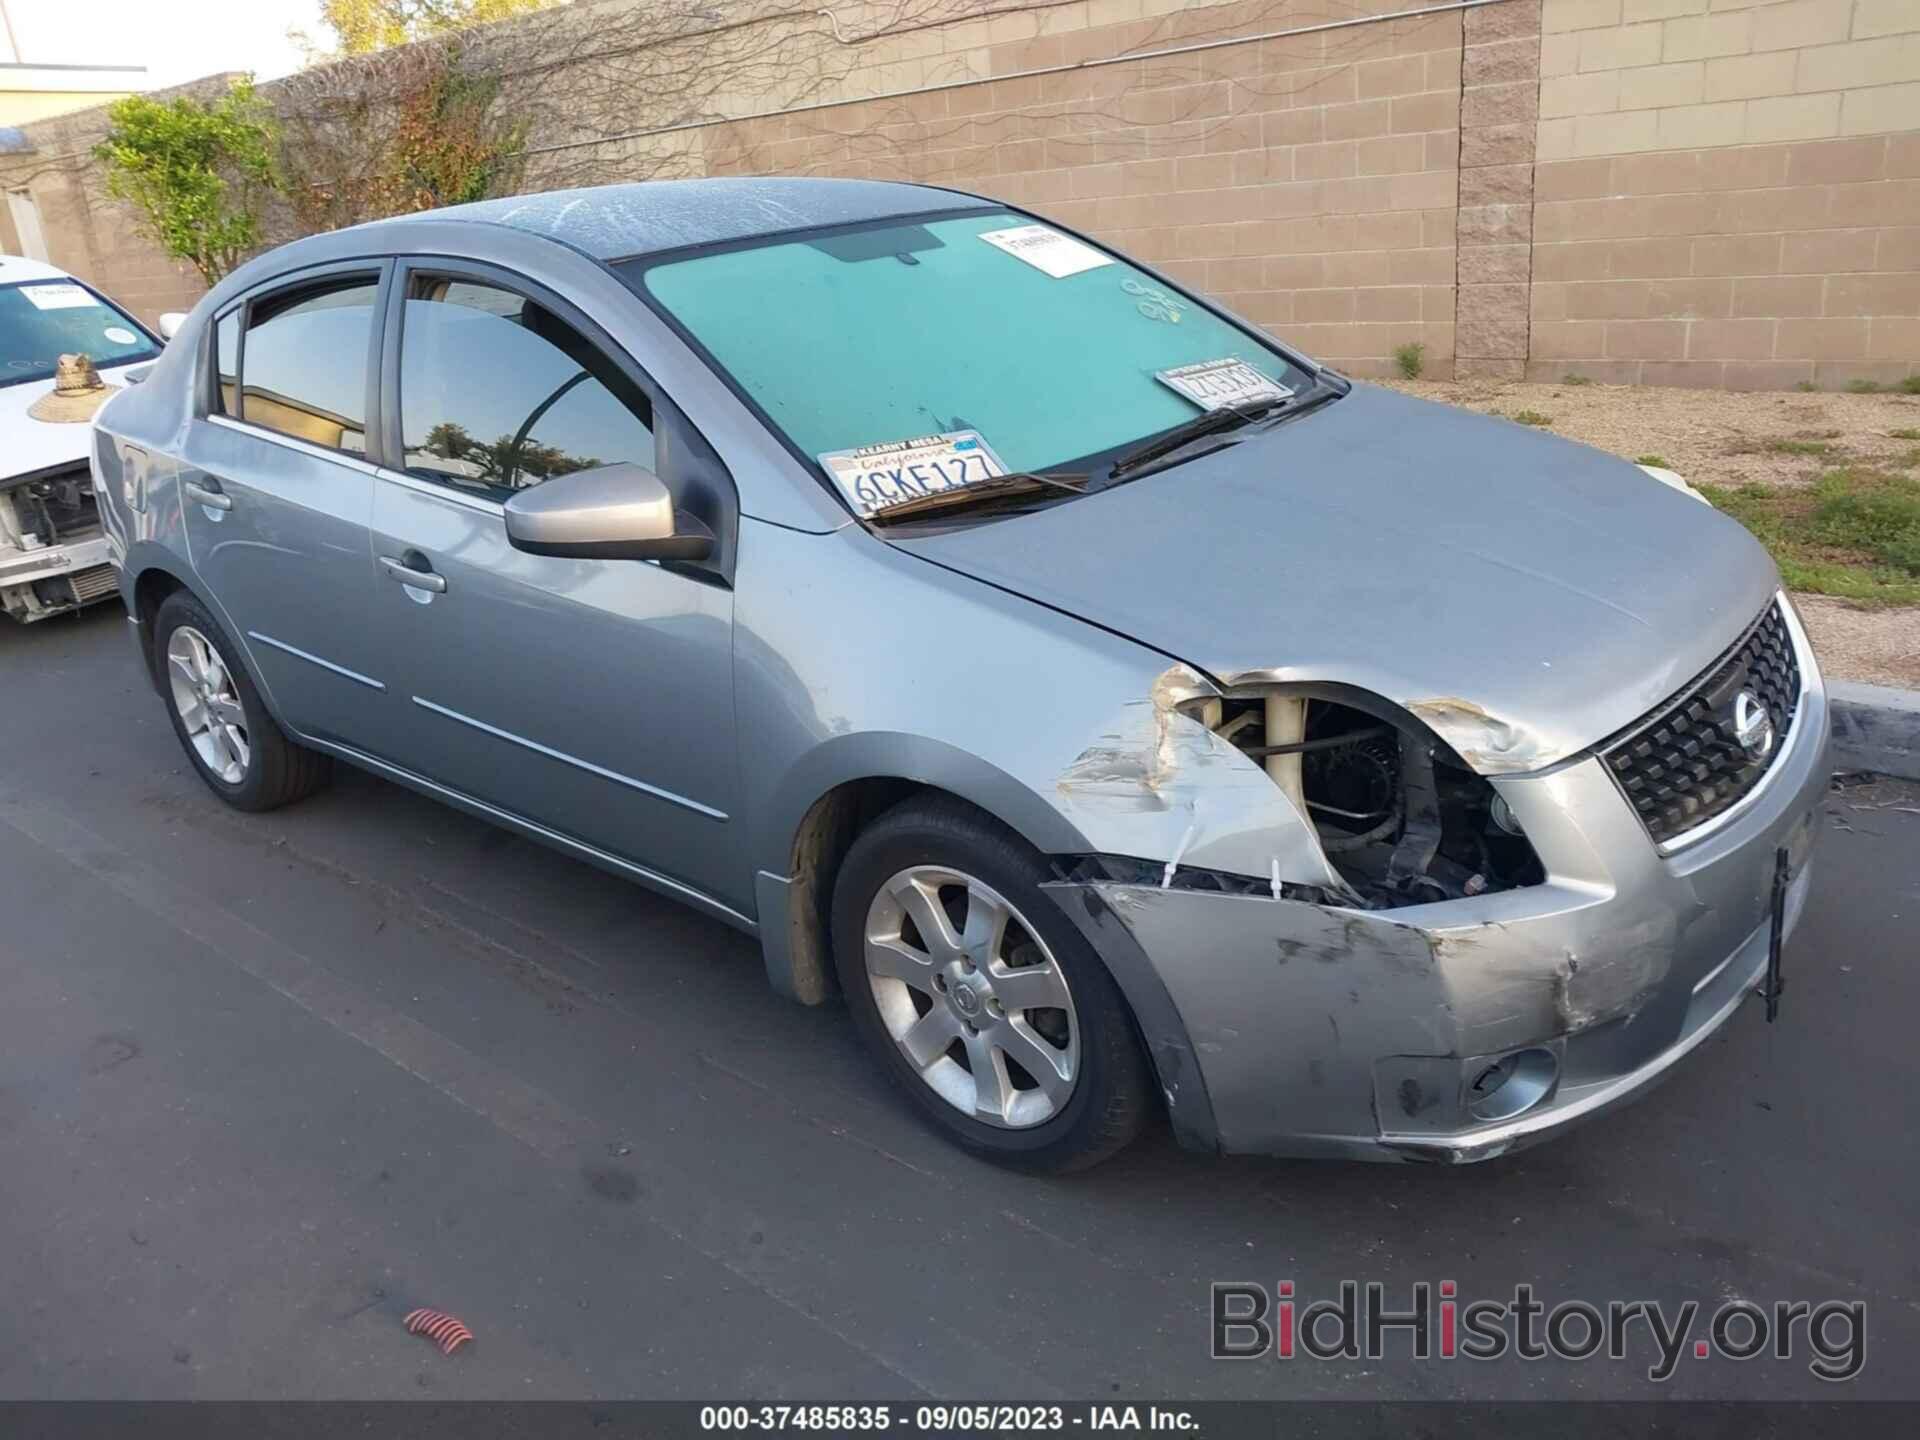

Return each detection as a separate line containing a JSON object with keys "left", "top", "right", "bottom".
{"left": 503, "top": 462, "right": 714, "bottom": 563}
{"left": 157, "top": 312, "right": 187, "bottom": 341}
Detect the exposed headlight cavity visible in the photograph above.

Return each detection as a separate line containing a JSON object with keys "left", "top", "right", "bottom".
{"left": 1202, "top": 692, "right": 1547, "bottom": 907}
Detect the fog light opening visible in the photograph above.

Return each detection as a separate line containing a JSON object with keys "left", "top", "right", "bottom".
{"left": 1467, "top": 1047, "right": 1558, "bottom": 1122}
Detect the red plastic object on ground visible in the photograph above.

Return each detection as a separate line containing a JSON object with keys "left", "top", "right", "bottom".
{"left": 404, "top": 1307, "right": 473, "bottom": 1355}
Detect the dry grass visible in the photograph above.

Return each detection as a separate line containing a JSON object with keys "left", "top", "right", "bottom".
{"left": 1383, "top": 377, "right": 1920, "bottom": 492}
{"left": 1379, "top": 377, "right": 1920, "bottom": 687}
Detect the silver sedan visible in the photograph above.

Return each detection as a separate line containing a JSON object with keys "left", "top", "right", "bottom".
{"left": 91, "top": 178, "right": 1830, "bottom": 1170}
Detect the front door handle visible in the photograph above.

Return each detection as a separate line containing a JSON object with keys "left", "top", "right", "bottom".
{"left": 379, "top": 554, "right": 447, "bottom": 593}
{"left": 182, "top": 478, "right": 232, "bottom": 512}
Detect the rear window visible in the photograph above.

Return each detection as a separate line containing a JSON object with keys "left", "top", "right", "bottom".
{"left": 0, "top": 279, "right": 158, "bottom": 389}
{"left": 237, "top": 276, "right": 379, "bottom": 455}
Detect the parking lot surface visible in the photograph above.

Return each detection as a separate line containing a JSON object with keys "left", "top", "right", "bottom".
{"left": 3, "top": 604, "right": 1916, "bottom": 1401}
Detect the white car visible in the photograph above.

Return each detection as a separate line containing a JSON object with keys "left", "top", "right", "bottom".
{"left": 2, "top": 254, "right": 167, "bottom": 622}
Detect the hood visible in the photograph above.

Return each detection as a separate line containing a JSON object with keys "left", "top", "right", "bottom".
{"left": 888, "top": 384, "right": 1780, "bottom": 774}
{"left": 1, "top": 362, "right": 145, "bottom": 481}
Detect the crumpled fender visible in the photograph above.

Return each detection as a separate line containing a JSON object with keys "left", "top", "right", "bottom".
{"left": 1051, "top": 663, "right": 1352, "bottom": 894}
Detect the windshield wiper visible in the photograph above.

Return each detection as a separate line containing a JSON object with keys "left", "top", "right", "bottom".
{"left": 864, "top": 470, "right": 1088, "bottom": 526}
{"left": 1106, "top": 398, "right": 1288, "bottom": 479}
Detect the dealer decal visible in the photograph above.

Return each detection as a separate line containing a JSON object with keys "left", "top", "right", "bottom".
{"left": 18, "top": 283, "right": 98, "bottom": 311}
{"left": 978, "top": 224, "right": 1114, "bottom": 279}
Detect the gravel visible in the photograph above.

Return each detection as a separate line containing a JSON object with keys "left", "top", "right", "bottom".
{"left": 1794, "top": 596, "right": 1920, "bottom": 690}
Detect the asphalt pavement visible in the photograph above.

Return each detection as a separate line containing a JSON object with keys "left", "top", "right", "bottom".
{"left": 2, "top": 602, "right": 1917, "bottom": 1401}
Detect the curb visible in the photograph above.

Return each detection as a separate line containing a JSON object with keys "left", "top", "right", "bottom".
{"left": 1830, "top": 681, "right": 1920, "bottom": 782}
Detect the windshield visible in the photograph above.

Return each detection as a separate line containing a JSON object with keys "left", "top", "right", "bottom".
{"left": 1, "top": 279, "right": 159, "bottom": 389}
{"left": 628, "top": 210, "right": 1315, "bottom": 508}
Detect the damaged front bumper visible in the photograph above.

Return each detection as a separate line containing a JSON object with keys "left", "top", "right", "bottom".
{"left": 1043, "top": 653, "right": 1832, "bottom": 1163}
{"left": 2, "top": 465, "right": 117, "bottom": 621}
{"left": 0, "top": 533, "right": 116, "bottom": 619}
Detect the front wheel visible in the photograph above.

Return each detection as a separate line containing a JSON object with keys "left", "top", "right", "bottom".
{"left": 831, "top": 798, "right": 1151, "bottom": 1172}
{"left": 153, "top": 590, "right": 331, "bottom": 812}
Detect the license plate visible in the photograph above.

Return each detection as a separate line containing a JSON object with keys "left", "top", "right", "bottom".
{"left": 1155, "top": 358, "right": 1293, "bottom": 411}
{"left": 816, "top": 430, "right": 1008, "bottom": 518}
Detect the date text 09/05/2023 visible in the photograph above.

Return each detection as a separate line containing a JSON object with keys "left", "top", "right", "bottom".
{"left": 699, "top": 1405, "right": 1202, "bottom": 1432}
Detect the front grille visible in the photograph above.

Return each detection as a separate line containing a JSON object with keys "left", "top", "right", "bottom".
{"left": 1600, "top": 600, "right": 1802, "bottom": 846}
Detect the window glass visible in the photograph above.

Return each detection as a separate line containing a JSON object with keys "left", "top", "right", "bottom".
{"left": 398, "top": 277, "right": 654, "bottom": 499}
{"left": 214, "top": 310, "right": 239, "bottom": 415}
{"left": 634, "top": 210, "right": 1309, "bottom": 478}
{"left": 0, "top": 278, "right": 159, "bottom": 390}
{"left": 239, "top": 277, "right": 377, "bottom": 454}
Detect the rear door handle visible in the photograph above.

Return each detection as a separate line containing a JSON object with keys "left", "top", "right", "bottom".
{"left": 182, "top": 478, "right": 232, "bottom": 511}
{"left": 379, "top": 555, "right": 447, "bottom": 593}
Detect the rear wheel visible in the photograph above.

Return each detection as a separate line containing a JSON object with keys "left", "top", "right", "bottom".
{"left": 832, "top": 798, "right": 1151, "bottom": 1171}
{"left": 153, "top": 590, "right": 330, "bottom": 812}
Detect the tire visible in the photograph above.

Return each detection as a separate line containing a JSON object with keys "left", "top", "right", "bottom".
{"left": 152, "top": 590, "right": 331, "bottom": 812}
{"left": 831, "top": 796, "right": 1151, "bottom": 1172}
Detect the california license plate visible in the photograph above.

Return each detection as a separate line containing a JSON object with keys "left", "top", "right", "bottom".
{"left": 816, "top": 431, "right": 1008, "bottom": 518}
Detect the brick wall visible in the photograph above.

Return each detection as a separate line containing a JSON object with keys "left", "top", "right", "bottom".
{"left": 699, "top": 1, "right": 1467, "bottom": 376}
{"left": 0, "top": 76, "right": 236, "bottom": 324}
{"left": 1456, "top": 0, "right": 1544, "bottom": 377}
{"left": 1531, "top": 0, "right": 1920, "bottom": 385}
{"left": 1, "top": 1, "right": 1914, "bottom": 386}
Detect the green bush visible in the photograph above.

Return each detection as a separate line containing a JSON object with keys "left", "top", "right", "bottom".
{"left": 94, "top": 79, "right": 278, "bottom": 286}
{"left": 1392, "top": 341, "right": 1425, "bottom": 380}
{"left": 1635, "top": 454, "right": 1670, "bottom": 468}
{"left": 1511, "top": 410, "right": 1552, "bottom": 427}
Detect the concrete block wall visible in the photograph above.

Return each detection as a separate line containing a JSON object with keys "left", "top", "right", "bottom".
{"left": 1530, "top": 0, "right": 1920, "bottom": 385}
{"left": 1456, "top": 0, "right": 1544, "bottom": 377}
{"left": 0, "top": 76, "right": 237, "bottom": 325}
{"left": 700, "top": 0, "right": 1470, "bottom": 378}
{"left": 1, "top": 1, "right": 1913, "bottom": 385}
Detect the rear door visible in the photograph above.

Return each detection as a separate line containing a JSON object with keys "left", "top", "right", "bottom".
{"left": 360, "top": 261, "right": 742, "bottom": 910}
{"left": 178, "top": 263, "right": 392, "bottom": 745}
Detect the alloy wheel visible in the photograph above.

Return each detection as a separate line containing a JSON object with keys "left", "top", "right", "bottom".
{"left": 864, "top": 866, "right": 1079, "bottom": 1129}
{"left": 166, "top": 626, "right": 250, "bottom": 785}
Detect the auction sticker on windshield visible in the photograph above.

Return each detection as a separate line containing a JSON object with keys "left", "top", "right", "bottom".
{"left": 18, "top": 283, "right": 97, "bottom": 311}
{"left": 978, "top": 225, "right": 1114, "bottom": 279}
{"left": 819, "top": 431, "right": 1008, "bottom": 517}
{"left": 1157, "top": 358, "right": 1294, "bottom": 411}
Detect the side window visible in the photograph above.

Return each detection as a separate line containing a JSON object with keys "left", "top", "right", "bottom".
{"left": 398, "top": 276, "right": 655, "bottom": 500}
{"left": 213, "top": 310, "right": 239, "bottom": 416}
{"left": 239, "top": 276, "right": 378, "bottom": 455}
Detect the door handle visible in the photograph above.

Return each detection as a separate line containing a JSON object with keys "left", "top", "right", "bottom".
{"left": 379, "top": 555, "right": 447, "bottom": 593}
{"left": 183, "top": 478, "right": 232, "bottom": 511}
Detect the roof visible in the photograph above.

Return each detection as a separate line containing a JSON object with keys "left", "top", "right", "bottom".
{"left": 0, "top": 254, "right": 76, "bottom": 284}
{"left": 0, "top": 62, "right": 148, "bottom": 91}
{"left": 399, "top": 177, "right": 975, "bottom": 261}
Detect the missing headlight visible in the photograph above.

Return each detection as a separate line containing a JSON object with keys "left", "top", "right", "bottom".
{"left": 1208, "top": 695, "right": 1545, "bottom": 907}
